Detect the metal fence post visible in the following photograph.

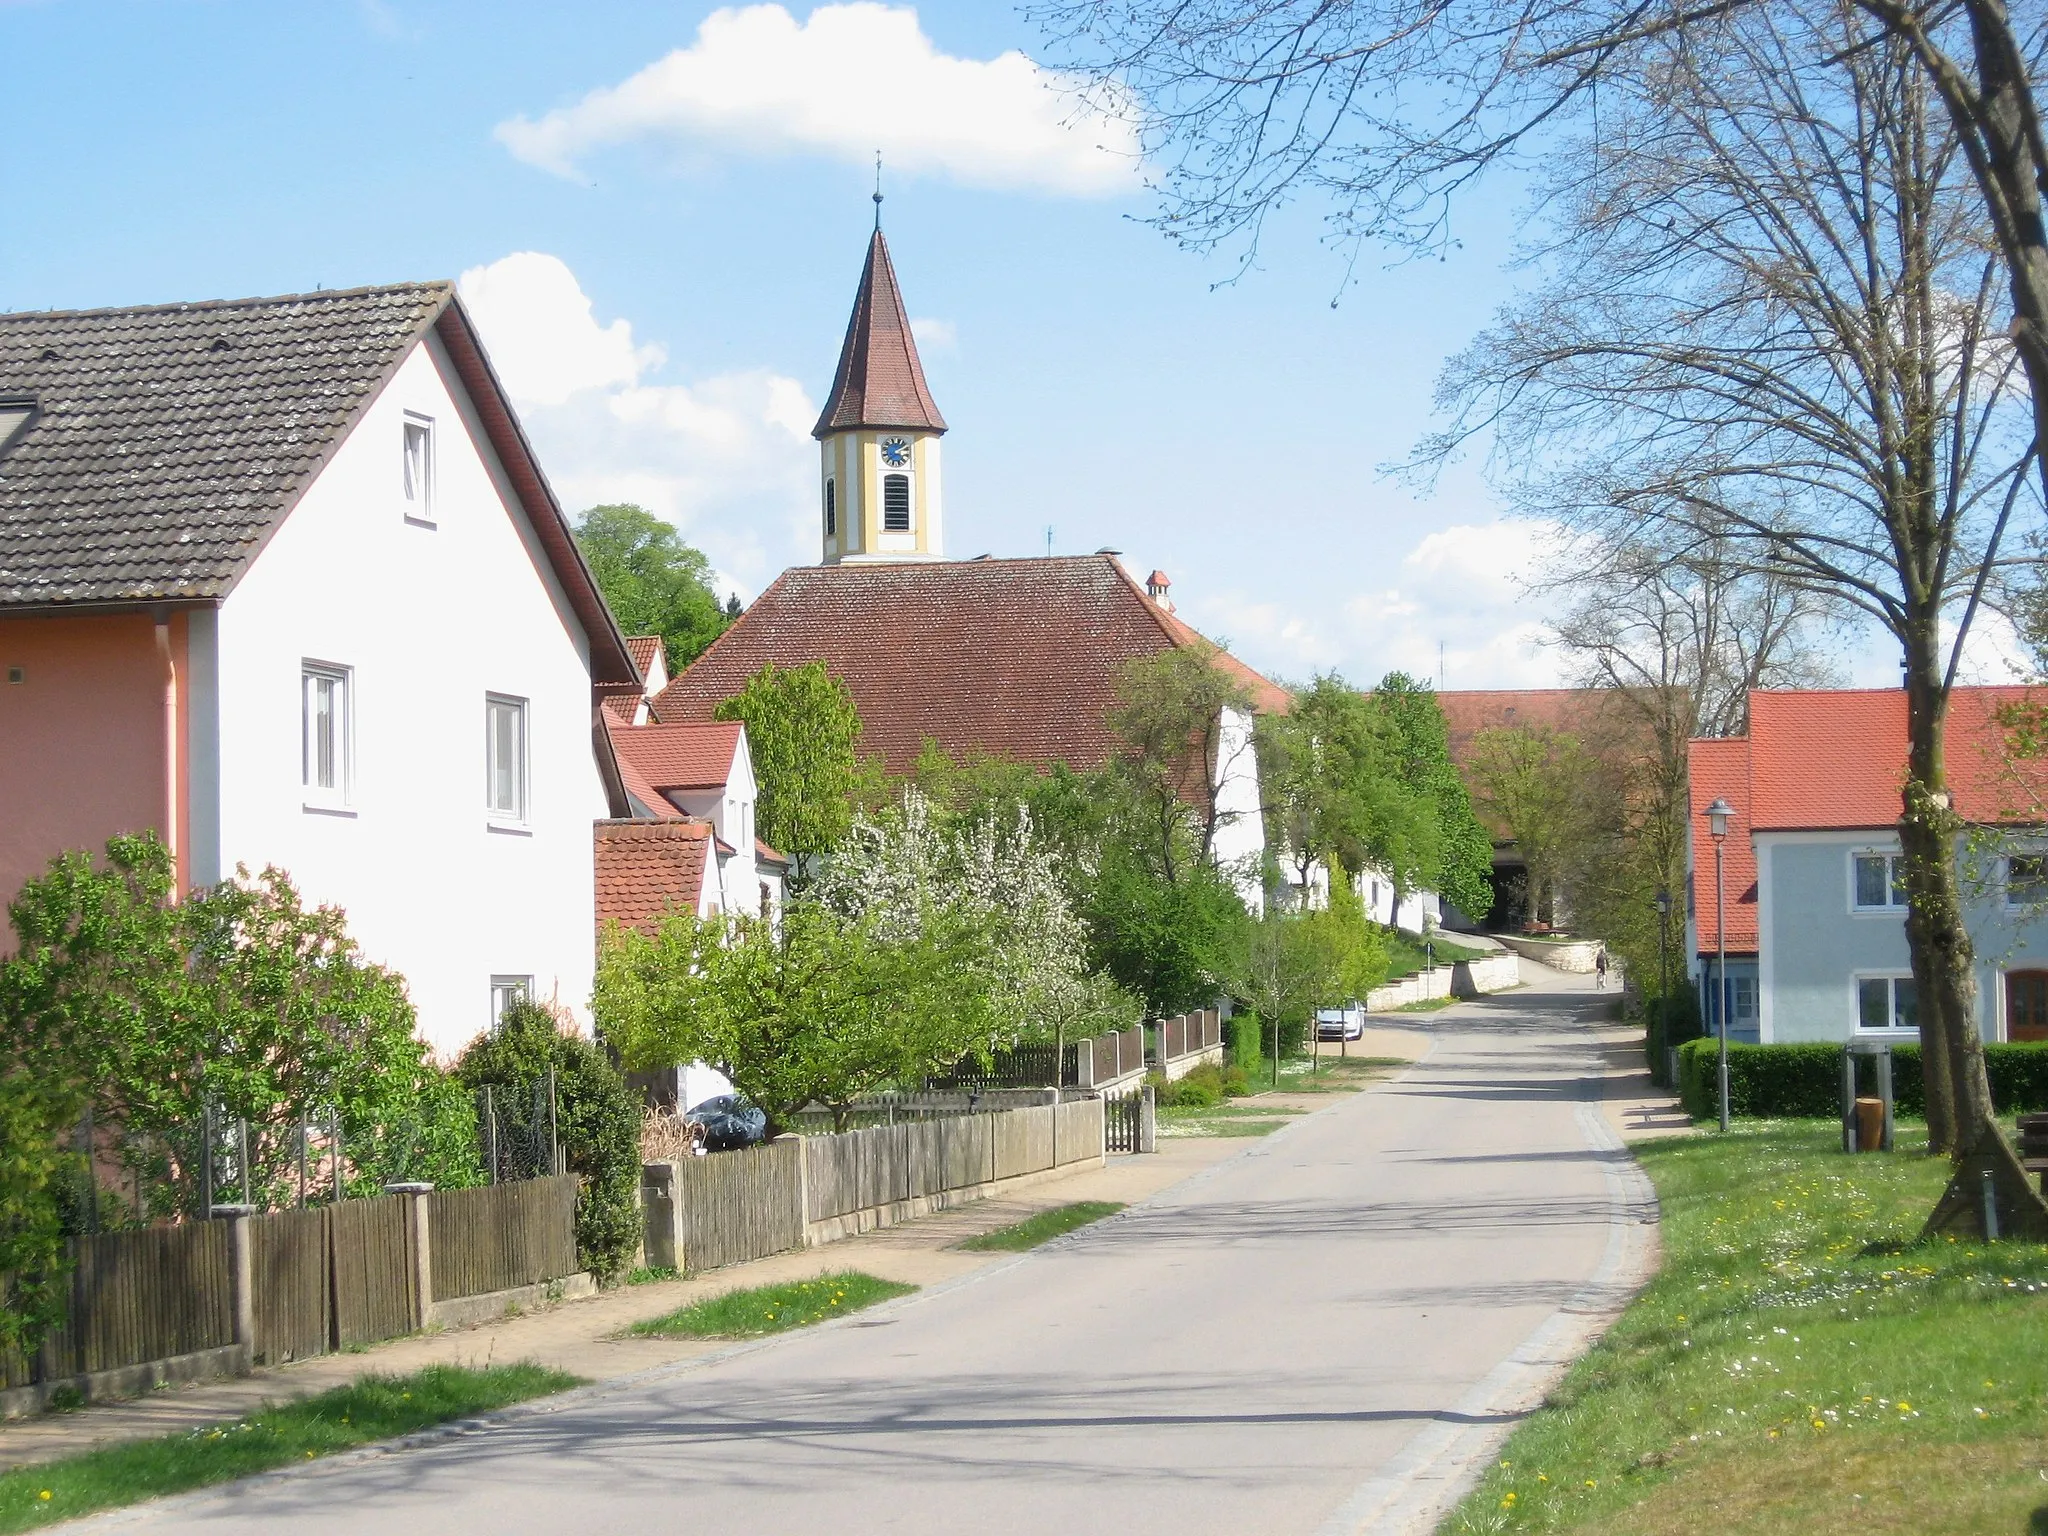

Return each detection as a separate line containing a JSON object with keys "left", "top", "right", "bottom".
{"left": 547, "top": 1067, "right": 562, "bottom": 1177}
{"left": 1877, "top": 1046, "right": 1896, "bottom": 1152}
{"left": 238, "top": 1118, "right": 252, "bottom": 1208}
{"left": 201, "top": 1102, "right": 216, "bottom": 1217}
{"left": 1841, "top": 1048, "right": 1858, "bottom": 1153}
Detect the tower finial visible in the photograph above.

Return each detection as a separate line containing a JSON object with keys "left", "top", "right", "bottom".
{"left": 873, "top": 151, "right": 883, "bottom": 228}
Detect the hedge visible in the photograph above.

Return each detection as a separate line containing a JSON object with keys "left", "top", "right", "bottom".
{"left": 1675, "top": 1038, "right": 2048, "bottom": 1120}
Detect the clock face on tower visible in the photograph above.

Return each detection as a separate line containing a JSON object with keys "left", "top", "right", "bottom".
{"left": 879, "top": 437, "right": 912, "bottom": 468}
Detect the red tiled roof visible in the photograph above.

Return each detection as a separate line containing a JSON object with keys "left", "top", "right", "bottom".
{"left": 650, "top": 554, "right": 1291, "bottom": 778}
{"left": 1689, "top": 736, "right": 1757, "bottom": 954}
{"left": 1746, "top": 687, "right": 2048, "bottom": 829}
{"left": 594, "top": 819, "right": 714, "bottom": 938}
{"left": 756, "top": 838, "right": 789, "bottom": 869}
{"left": 599, "top": 714, "right": 678, "bottom": 818}
{"left": 812, "top": 229, "right": 946, "bottom": 438}
{"left": 1436, "top": 689, "right": 1601, "bottom": 767}
{"left": 624, "top": 635, "right": 663, "bottom": 682}
{"left": 610, "top": 720, "right": 744, "bottom": 793}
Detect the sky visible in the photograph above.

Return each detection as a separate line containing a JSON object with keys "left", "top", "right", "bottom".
{"left": 0, "top": 0, "right": 1871, "bottom": 692}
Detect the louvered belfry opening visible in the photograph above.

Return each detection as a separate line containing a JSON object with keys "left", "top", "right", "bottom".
{"left": 882, "top": 472, "right": 911, "bottom": 532}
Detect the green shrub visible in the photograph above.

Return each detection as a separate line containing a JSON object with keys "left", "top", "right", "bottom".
{"left": 457, "top": 1001, "right": 643, "bottom": 1284}
{"left": 1674, "top": 1037, "right": 2048, "bottom": 1119}
{"left": 1153, "top": 1060, "right": 1253, "bottom": 1107}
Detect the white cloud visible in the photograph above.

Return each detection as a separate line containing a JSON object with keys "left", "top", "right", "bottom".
{"left": 909, "top": 316, "right": 957, "bottom": 351}
{"left": 494, "top": 4, "right": 1139, "bottom": 196}
{"left": 1179, "top": 520, "right": 1567, "bottom": 690}
{"left": 458, "top": 252, "right": 818, "bottom": 598}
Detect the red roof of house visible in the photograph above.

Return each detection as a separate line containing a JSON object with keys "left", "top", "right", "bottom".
{"left": 594, "top": 819, "right": 714, "bottom": 938}
{"left": 624, "top": 635, "right": 663, "bottom": 682}
{"left": 649, "top": 554, "right": 1290, "bottom": 777}
{"left": 1745, "top": 687, "right": 2047, "bottom": 830}
{"left": 1689, "top": 735, "right": 1757, "bottom": 954}
{"left": 812, "top": 229, "right": 946, "bottom": 438}
{"left": 609, "top": 720, "right": 744, "bottom": 794}
{"left": 1436, "top": 689, "right": 1601, "bottom": 767}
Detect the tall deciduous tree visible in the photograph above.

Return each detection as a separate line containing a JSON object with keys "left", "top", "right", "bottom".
{"left": 572, "top": 504, "right": 729, "bottom": 671}
{"left": 714, "top": 661, "right": 866, "bottom": 870}
{"left": 1108, "top": 644, "right": 1259, "bottom": 883}
{"left": 1415, "top": 12, "right": 2043, "bottom": 1226}
{"left": 1371, "top": 674, "right": 1496, "bottom": 923}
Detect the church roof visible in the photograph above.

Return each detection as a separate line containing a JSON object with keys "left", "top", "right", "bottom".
{"left": 812, "top": 229, "right": 947, "bottom": 439}
{"left": 650, "top": 554, "right": 1288, "bottom": 778}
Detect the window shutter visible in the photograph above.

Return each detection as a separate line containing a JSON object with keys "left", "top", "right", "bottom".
{"left": 882, "top": 472, "right": 911, "bottom": 531}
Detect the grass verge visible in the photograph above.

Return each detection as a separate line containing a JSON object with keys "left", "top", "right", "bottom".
{"left": 1442, "top": 1120, "right": 2048, "bottom": 1535}
{"left": 628, "top": 1271, "right": 913, "bottom": 1339}
{"left": 955, "top": 1201, "right": 1125, "bottom": 1252}
{"left": 0, "top": 1362, "right": 579, "bottom": 1535}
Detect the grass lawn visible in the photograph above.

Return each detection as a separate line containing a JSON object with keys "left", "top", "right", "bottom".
{"left": 628, "top": 1271, "right": 913, "bottom": 1339}
{"left": 955, "top": 1201, "right": 1125, "bottom": 1252}
{"left": 0, "top": 1362, "right": 578, "bottom": 1535}
{"left": 1443, "top": 1120, "right": 2048, "bottom": 1535}
{"left": 1385, "top": 929, "right": 1488, "bottom": 979}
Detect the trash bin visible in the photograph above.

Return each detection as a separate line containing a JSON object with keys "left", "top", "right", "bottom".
{"left": 1854, "top": 1096, "right": 1885, "bottom": 1153}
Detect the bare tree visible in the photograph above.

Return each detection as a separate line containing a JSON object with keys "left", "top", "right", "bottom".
{"left": 1035, "top": 0, "right": 2048, "bottom": 479}
{"left": 1403, "top": 7, "right": 2043, "bottom": 1229}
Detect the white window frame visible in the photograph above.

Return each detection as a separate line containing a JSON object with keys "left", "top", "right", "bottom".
{"left": 490, "top": 975, "right": 533, "bottom": 1030}
{"left": 880, "top": 470, "right": 913, "bottom": 533}
{"left": 1852, "top": 971, "right": 1919, "bottom": 1036}
{"left": 485, "top": 693, "right": 530, "bottom": 829}
{"left": 301, "top": 661, "right": 353, "bottom": 813}
{"left": 403, "top": 412, "right": 436, "bottom": 526}
{"left": 2006, "top": 852, "right": 2048, "bottom": 909}
{"left": 1848, "top": 847, "right": 1908, "bottom": 914}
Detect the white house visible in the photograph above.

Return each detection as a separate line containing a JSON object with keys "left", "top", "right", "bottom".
{"left": 0, "top": 283, "right": 640, "bottom": 1057}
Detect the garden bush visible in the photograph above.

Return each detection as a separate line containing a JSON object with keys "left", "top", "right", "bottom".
{"left": 1151, "top": 1061, "right": 1251, "bottom": 1107}
{"left": 458, "top": 1000, "right": 642, "bottom": 1285}
{"left": 1675, "top": 1037, "right": 2048, "bottom": 1119}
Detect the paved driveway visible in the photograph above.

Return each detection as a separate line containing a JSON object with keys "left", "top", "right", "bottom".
{"left": 106, "top": 968, "right": 1655, "bottom": 1536}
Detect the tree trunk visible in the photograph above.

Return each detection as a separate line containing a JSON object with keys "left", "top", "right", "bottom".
{"left": 1900, "top": 652, "right": 2048, "bottom": 1238}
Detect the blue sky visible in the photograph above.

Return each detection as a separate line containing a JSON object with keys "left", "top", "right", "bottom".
{"left": 2, "top": 0, "right": 1585, "bottom": 689}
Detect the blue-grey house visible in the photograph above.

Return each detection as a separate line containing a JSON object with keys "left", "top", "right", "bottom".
{"left": 1687, "top": 687, "right": 2048, "bottom": 1045}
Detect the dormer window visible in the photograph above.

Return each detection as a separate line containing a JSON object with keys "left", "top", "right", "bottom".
{"left": 0, "top": 395, "right": 36, "bottom": 462}
{"left": 403, "top": 413, "right": 435, "bottom": 524}
{"left": 825, "top": 478, "right": 836, "bottom": 536}
{"left": 882, "top": 472, "right": 911, "bottom": 532}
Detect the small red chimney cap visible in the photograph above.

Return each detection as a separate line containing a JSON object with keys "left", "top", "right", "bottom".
{"left": 1146, "top": 569, "right": 1171, "bottom": 589}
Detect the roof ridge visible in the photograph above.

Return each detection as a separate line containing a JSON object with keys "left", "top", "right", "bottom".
{"left": 0, "top": 280, "right": 455, "bottom": 326}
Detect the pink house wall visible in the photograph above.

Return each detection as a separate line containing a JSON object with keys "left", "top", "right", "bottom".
{"left": 0, "top": 613, "right": 187, "bottom": 927}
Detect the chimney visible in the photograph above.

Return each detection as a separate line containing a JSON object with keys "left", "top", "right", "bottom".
{"left": 1146, "top": 569, "right": 1174, "bottom": 613}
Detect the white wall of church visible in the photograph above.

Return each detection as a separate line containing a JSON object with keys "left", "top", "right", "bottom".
{"left": 1212, "top": 705, "right": 1267, "bottom": 914}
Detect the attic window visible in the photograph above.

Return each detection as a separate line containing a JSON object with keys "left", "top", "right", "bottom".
{"left": 403, "top": 413, "right": 435, "bottom": 524}
{"left": 882, "top": 472, "right": 911, "bottom": 532}
{"left": 0, "top": 397, "right": 36, "bottom": 461}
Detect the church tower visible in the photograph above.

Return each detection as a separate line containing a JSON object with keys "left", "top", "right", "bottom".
{"left": 813, "top": 224, "right": 947, "bottom": 564}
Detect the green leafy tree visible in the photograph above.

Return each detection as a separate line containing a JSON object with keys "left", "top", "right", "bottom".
{"left": 0, "top": 1066, "right": 75, "bottom": 1357}
{"left": 1109, "top": 644, "right": 1259, "bottom": 882}
{"left": 1228, "top": 910, "right": 1349, "bottom": 1080}
{"left": 2, "top": 835, "right": 478, "bottom": 1217}
{"left": 572, "top": 504, "right": 729, "bottom": 671}
{"left": 714, "top": 661, "right": 866, "bottom": 868}
{"left": 1370, "top": 674, "right": 1494, "bottom": 922}
{"left": 598, "top": 903, "right": 992, "bottom": 1134}
{"left": 1084, "top": 844, "right": 1250, "bottom": 1016}
{"left": 1465, "top": 725, "right": 1604, "bottom": 931}
{"left": 456, "top": 1000, "right": 642, "bottom": 1284}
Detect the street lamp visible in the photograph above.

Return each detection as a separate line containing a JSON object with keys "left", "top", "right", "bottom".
{"left": 1653, "top": 887, "right": 1673, "bottom": 1085}
{"left": 1705, "top": 796, "right": 1736, "bottom": 1133}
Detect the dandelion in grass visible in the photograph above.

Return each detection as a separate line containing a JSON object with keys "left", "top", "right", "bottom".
{"left": 38, "top": 1492, "right": 51, "bottom": 1502}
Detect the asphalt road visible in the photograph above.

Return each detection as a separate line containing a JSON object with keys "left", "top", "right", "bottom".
{"left": 111, "top": 969, "right": 1654, "bottom": 1536}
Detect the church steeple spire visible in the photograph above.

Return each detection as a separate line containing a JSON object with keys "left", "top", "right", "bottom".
{"left": 812, "top": 229, "right": 947, "bottom": 439}
{"left": 814, "top": 226, "right": 947, "bottom": 565}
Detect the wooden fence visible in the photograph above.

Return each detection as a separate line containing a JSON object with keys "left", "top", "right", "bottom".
{"left": 428, "top": 1177, "right": 577, "bottom": 1304}
{"left": 656, "top": 1099, "right": 1106, "bottom": 1275}
{"left": 3, "top": 1177, "right": 582, "bottom": 1404}
{"left": 3, "top": 1223, "right": 236, "bottom": 1389}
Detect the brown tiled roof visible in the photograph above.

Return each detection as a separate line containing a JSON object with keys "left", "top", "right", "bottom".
{"left": 1436, "top": 689, "right": 1602, "bottom": 767}
{"left": 610, "top": 719, "right": 744, "bottom": 794}
{"left": 651, "top": 554, "right": 1290, "bottom": 777}
{"left": 595, "top": 819, "right": 714, "bottom": 938}
{"left": 0, "top": 283, "right": 636, "bottom": 684}
{"left": 1689, "top": 735, "right": 1757, "bottom": 955}
{"left": 811, "top": 230, "right": 946, "bottom": 438}
{"left": 602, "top": 693, "right": 643, "bottom": 727}
{"left": 755, "top": 838, "right": 789, "bottom": 869}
